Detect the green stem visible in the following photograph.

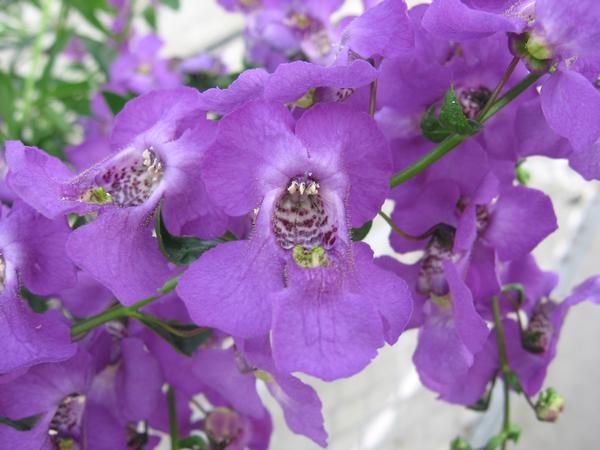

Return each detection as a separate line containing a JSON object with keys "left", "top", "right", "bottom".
{"left": 378, "top": 211, "right": 438, "bottom": 241}
{"left": 70, "top": 294, "right": 160, "bottom": 338}
{"left": 129, "top": 311, "right": 209, "bottom": 338}
{"left": 70, "top": 275, "right": 180, "bottom": 338}
{"left": 478, "top": 56, "right": 520, "bottom": 120}
{"left": 21, "top": 0, "right": 51, "bottom": 129}
{"left": 389, "top": 71, "right": 544, "bottom": 188}
{"left": 492, "top": 295, "right": 512, "bottom": 450}
{"left": 167, "top": 385, "right": 180, "bottom": 450}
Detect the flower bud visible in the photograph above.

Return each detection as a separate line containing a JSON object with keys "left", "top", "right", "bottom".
{"left": 535, "top": 387, "right": 565, "bottom": 422}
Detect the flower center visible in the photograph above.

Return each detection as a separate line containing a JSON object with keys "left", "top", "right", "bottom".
{"left": 272, "top": 175, "right": 337, "bottom": 268}
{"left": 205, "top": 408, "right": 243, "bottom": 449}
{"left": 522, "top": 300, "right": 556, "bottom": 353}
{"left": 80, "top": 148, "right": 164, "bottom": 207}
{"left": 48, "top": 393, "right": 86, "bottom": 450}
{"left": 457, "top": 86, "right": 492, "bottom": 119}
{"left": 417, "top": 225, "right": 456, "bottom": 298}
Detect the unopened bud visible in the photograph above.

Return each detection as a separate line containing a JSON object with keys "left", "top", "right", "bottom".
{"left": 450, "top": 436, "right": 472, "bottom": 450}
{"left": 535, "top": 387, "right": 565, "bottom": 422}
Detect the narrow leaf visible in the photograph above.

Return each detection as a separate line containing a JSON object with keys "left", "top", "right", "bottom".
{"left": 155, "top": 206, "right": 237, "bottom": 266}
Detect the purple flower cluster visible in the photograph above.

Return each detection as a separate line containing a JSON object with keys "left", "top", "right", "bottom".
{"left": 2, "top": 0, "right": 600, "bottom": 449}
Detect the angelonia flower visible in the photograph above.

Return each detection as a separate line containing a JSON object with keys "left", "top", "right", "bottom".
{"left": 3, "top": 0, "right": 600, "bottom": 449}
{"left": 177, "top": 100, "right": 413, "bottom": 381}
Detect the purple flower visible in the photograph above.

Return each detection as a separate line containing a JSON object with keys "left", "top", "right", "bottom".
{"left": 6, "top": 88, "right": 224, "bottom": 305}
{"left": 177, "top": 100, "right": 412, "bottom": 380}
{"left": 439, "top": 274, "right": 600, "bottom": 404}
{"left": 0, "top": 351, "right": 93, "bottom": 449}
{"left": 0, "top": 200, "right": 77, "bottom": 375}
{"left": 110, "top": 33, "right": 180, "bottom": 94}
{"left": 199, "top": 59, "right": 377, "bottom": 115}
{"left": 237, "top": 336, "right": 327, "bottom": 446}
{"left": 147, "top": 333, "right": 272, "bottom": 450}
{"left": 235, "top": 0, "right": 345, "bottom": 69}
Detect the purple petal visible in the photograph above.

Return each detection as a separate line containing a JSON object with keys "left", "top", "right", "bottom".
{"left": 5, "top": 141, "right": 88, "bottom": 219}
{"left": 0, "top": 349, "right": 92, "bottom": 418}
{"left": 295, "top": 102, "right": 391, "bottom": 227}
{"left": 177, "top": 239, "right": 283, "bottom": 338}
{"left": 439, "top": 331, "right": 498, "bottom": 404}
{"left": 110, "top": 87, "right": 205, "bottom": 150}
{"left": 264, "top": 60, "right": 377, "bottom": 104}
{"left": 515, "top": 98, "right": 572, "bottom": 159}
{"left": 343, "top": 0, "right": 414, "bottom": 59}
{"left": 485, "top": 186, "right": 557, "bottom": 261}
{"left": 199, "top": 69, "right": 270, "bottom": 115}
{"left": 193, "top": 348, "right": 266, "bottom": 419}
{"left": 391, "top": 180, "right": 460, "bottom": 254}
{"left": 116, "top": 337, "right": 163, "bottom": 421}
{"left": 413, "top": 303, "right": 474, "bottom": 386}
{"left": 202, "top": 101, "right": 304, "bottom": 216}
{"left": 568, "top": 140, "right": 600, "bottom": 181}
{"left": 271, "top": 260, "right": 385, "bottom": 381}
{"left": 540, "top": 70, "right": 600, "bottom": 151}
{"left": 445, "top": 260, "right": 489, "bottom": 355}
{"left": 58, "top": 271, "right": 114, "bottom": 317}
{"left": 66, "top": 208, "right": 175, "bottom": 306}
{"left": 354, "top": 242, "right": 413, "bottom": 344}
{"left": 0, "top": 296, "right": 76, "bottom": 375}
{"left": 0, "top": 203, "right": 77, "bottom": 295}
{"left": 422, "top": 0, "right": 522, "bottom": 40}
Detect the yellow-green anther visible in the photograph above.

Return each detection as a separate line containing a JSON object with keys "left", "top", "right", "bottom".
{"left": 293, "top": 245, "right": 328, "bottom": 268}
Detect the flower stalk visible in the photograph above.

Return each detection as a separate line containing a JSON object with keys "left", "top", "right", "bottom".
{"left": 389, "top": 71, "right": 544, "bottom": 188}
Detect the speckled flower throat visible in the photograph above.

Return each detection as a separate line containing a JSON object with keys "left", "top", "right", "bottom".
{"left": 80, "top": 148, "right": 164, "bottom": 207}
{"left": 48, "top": 393, "right": 86, "bottom": 449}
{"left": 272, "top": 174, "right": 337, "bottom": 268}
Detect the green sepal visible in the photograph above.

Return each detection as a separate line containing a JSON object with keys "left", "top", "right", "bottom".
{"left": 155, "top": 205, "right": 237, "bottom": 266}
{"left": 420, "top": 105, "right": 451, "bottom": 143}
{"left": 439, "top": 87, "right": 482, "bottom": 136}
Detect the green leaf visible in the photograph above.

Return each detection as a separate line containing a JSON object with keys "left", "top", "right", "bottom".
{"left": 65, "top": 0, "right": 112, "bottom": 35}
{"left": 179, "top": 435, "right": 208, "bottom": 450}
{"left": 140, "top": 319, "right": 212, "bottom": 357}
{"left": 143, "top": 6, "right": 157, "bottom": 30}
{"left": 351, "top": 220, "right": 373, "bottom": 241}
{"left": 102, "top": 91, "right": 135, "bottom": 116}
{"left": 420, "top": 105, "right": 451, "bottom": 143}
{"left": 0, "top": 414, "right": 41, "bottom": 431}
{"left": 161, "top": 0, "right": 180, "bottom": 9}
{"left": 0, "top": 71, "right": 17, "bottom": 136}
{"left": 439, "top": 87, "right": 482, "bottom": 136}
{"left": 79, "top": 36, "right": 117, "bottom": 77}
{"left": 20, "top": 288, "right": 49, "bottom": 314}
{"left": 155, "top": 206, "right": 237, "bottom": 266}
